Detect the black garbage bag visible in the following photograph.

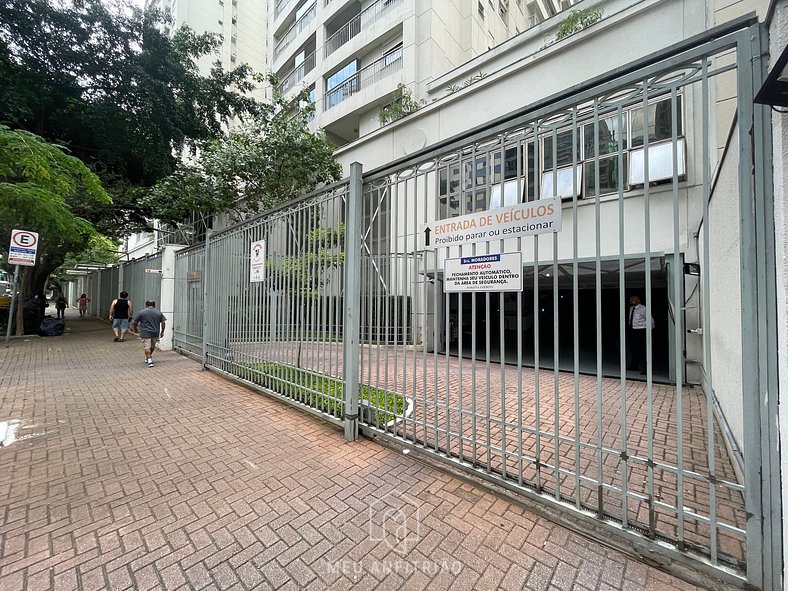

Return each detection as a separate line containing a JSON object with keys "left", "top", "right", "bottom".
{"left": 38, "top": 316, "right": 65, "bottom": 337}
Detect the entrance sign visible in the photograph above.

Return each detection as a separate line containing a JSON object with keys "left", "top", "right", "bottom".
{"left": 8, "top": 229, "right": 38, "bottom": 266}
{"left": 444, "top": 252, "right": 523, "bottom": 292}
{"left": 424, "top": 198, "right": 561, "bottom": 249}
{"left": 250, "top": 240, "right": 266, "bottom": 283}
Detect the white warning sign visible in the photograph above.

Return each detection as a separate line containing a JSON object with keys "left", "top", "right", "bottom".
{"left": 250, "top": 240, "right": 266, "bottom": 283}
{"left": 444, "top": 252, "right": 523, "bottom": 293}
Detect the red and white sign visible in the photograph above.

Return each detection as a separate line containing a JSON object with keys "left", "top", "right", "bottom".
{"left": 8, "top": 229, "right": 39, "bottom": 266}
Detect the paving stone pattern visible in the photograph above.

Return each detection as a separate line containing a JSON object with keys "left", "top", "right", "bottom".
{"left": 0, "top": 312, "right": 704, "bottom": 590}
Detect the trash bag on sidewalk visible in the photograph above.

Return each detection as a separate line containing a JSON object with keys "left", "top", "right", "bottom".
{"left": 38, "top": 316, "right": 65, "bottom": 337}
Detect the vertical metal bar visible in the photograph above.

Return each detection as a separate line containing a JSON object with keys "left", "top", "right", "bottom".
{"left": 572, "top": 106, "right": 582, "bottom": 510}
{"left": 593, "top": 99, "right": 604, "bottom": 517}
{"left": 498, "top": 141, "right": 508, "bottom": 480}
{"left": 201, "top": 231, "right": 212, "bottom": 369}
{"left": 343, "top": 163, "right": 363, "bottom": 441}
{"left": 616, "top": 103, "right": 629, "bottom": 527}
{"left": 533, "top": 123, "right": 542, "bottom": 492}
{"left": 670, "top": 86, "right": 685, "bottom": 550}
{"left": 4, "top": 265, "right": 21, "bottom": 346}
{"left": 751, "top": 24, "right": 782, "bottom": 588}
{"left": 642, "top": 79, "right": 656, "bottom": 540}
{"left": 516, "top": 140, "right": 525, "bottom": 487}
{"left": 422, "top": 176, "right": 430, "bottom": 446}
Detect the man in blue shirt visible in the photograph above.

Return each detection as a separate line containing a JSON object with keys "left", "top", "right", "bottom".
{"left": 131, "top": 300, "right": 167, "bottom": 367}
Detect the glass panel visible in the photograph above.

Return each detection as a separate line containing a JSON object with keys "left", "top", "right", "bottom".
{"left": 463, "top": 158, "right": 487, "bottom": 190}
{"left": 583, "top": 156, "right": 626, "bottom": 196}
{"left": 583, "top": 115, "right": 627, "bottom": 157}
{"left": 630, "top": 95, "right": 682, "bottom": 147}
{"left": 628, "top": 138, "right": 687, "bottom": 184}
{"left": 464, "top": 189, "right": 487, "bottom": 213}
{"left": 543, "top": 128, "right": 578, "bottom": 169}
{"left": 489, "top": 179, "right": 522, "bottom": 208}
{"left": 327, "top": 60, "right": 357, "bottom": 90}
{"left": 540, "top": 165, "right": 581, "bottom": 200}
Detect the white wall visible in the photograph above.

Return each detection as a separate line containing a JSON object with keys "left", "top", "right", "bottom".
{"left": 701, "top": 130, "right": 744, "bottom": 452}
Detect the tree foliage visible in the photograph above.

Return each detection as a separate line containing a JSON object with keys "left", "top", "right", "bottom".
{"left": 0, "top": 125, "right": 110, "bottom": 331}
{"left": 0, "top": 0, "right": 266, "bottom": 233}
{"left": 149, "top": 78, "right": 342, "bottom": 223}
{"left": 379, "top": 83, "right": 426, "bottom": 125}
{"left": 554, "top": 8, "right": 603, "bottom": 41}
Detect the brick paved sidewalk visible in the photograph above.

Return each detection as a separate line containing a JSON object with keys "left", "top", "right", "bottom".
{"left": 0, "top": 312, "right": 704, "bottom": 591}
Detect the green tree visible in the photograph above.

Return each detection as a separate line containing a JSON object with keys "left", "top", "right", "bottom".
{"left": 150, "top": 78, "right": 342, "bottom": 224}
{"left": 0, "top": 0, "right": 266, "bottom": 233}
{"left": 0, "top": 125, "right": 110, "bottom": 333}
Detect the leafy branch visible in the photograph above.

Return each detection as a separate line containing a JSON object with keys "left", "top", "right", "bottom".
{"left": 555, "top": 8, "right": 603, "bottom": 41}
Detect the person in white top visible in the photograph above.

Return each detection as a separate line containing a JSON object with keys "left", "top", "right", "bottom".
{"left": 627, "top": 294, "right": 654, "bottom": 375}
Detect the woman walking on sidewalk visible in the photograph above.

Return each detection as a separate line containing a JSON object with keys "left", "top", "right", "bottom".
{"left": 76, "top": 293, "right": 90, "bottom": 318}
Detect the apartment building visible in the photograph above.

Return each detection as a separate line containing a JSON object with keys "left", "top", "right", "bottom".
{"left": 271, "top": 0, "right": 584, "bottom": 146}
{"left": 144, "top": 0, "right": 267, "bottom": 100}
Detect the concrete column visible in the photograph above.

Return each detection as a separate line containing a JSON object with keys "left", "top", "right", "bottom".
{"left": 159, "top": 244, "right": 183, "bottom": 350}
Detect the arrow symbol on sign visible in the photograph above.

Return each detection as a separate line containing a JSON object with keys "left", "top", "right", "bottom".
{"left": 424, "top": 227, "right": 431, "bottom": 247}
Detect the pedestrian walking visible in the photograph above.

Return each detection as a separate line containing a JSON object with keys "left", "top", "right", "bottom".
{"left": 76, "top": 293, "right": 90, "bottom": 318}
{"left": 108, "top": 291, "right": 133, "bottom": 342}
{"left": 131, "top": 300, "right": 166, "bottom": 368}
{"left": 54, "top": 293, "right": 68, "bottom": 319}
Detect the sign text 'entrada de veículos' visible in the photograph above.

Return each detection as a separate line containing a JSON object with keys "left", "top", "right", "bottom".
{"left": 424, "top": 198, "right": 561, "bottom": 249}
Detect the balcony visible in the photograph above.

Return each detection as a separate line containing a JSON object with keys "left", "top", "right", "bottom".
{"left": 324, "top": 45, "right": 403, "bottom": 111}
{"left": 273, "top": 2, "right": 316, "bottom": 62}
{"left": 280, "top": 50, "right": 317, "bottom": 94}
{"left": 324, "top": 0, "right": 403, "bottom": 58}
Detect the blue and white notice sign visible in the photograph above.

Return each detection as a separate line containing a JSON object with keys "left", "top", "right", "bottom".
{"left": 444, "top": 252, "right": 522, "bottom": 292}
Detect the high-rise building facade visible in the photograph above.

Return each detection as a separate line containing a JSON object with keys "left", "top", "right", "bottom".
{"left": 271, "top": 0, "right": 583, "bottom": 146}
{"left": 144, "top": 0, "right": 268, "bottom": 102}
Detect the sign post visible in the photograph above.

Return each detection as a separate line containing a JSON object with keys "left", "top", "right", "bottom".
{"left": 5, "top": 230, "right": 39, "bottom": 347}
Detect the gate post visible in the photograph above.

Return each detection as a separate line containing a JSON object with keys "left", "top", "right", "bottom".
{"left": 202, "top": 229, "right": 212, "bottom": 370}
{"left": 343, "top": 163, "right": 363, "bottom": 441}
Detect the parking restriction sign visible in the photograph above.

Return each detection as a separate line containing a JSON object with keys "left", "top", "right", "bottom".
{"left": 8, "top": 229, "right": 39, "bottom": 266}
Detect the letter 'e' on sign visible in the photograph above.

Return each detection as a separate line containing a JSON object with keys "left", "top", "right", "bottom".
{"left": 8, "top": 229, "right": 39, "bottom": 266}
{"left": 250, "top": 240, "right": 266, "bottom": 283}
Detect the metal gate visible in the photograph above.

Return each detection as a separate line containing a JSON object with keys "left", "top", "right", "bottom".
{"left": 185, "top": 183, "right": 357, "bottom": 431}
{"left": 352, "top": 22, "right": 777, "bottom": 588}
{"left": 173, "top": 20, "right": 779, "bottom": 589}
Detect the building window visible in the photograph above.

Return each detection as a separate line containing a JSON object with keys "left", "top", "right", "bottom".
{"left": 325, "top": 60, "right": 358, "bottom": 109}
{"left": 439, "top": 143, "right": 537, "bottom": 218}
{"left": 478, "top": 2, "right": 485, "bottom": 18}
{"left": 437, "top": 94, "right": 685, "bottom": 219}
{"left": 540, "top": 93, "right": 684, "bottom": 200}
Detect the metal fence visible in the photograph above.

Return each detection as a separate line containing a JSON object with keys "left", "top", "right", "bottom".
{"left": 179, "top": 183, "right": 354, "bottom": 430}
{"left": 123, "top": 253, "right": 162, "bottom": 315}
{"left": 173, "top": 244, "right": 206, "bottom": 357}
{"left": 171, "top": 21, "right": 779, "bottom": 589}
{"left": 82, "top": 253, "right": 162, "bottom": 320}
